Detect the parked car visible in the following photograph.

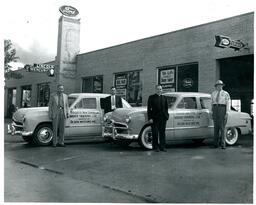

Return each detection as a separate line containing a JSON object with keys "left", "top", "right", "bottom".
{"left": 103, "top": 92, "right": 252, "bottom": 149}
{"left": 10, "top": 93, "right": 131, "bottom": 145}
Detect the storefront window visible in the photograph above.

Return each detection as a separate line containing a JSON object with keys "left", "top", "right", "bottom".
{"left": 21, "top": 85, "right": 32, "bottom": 107}
{"left": 7, "top": 88, "right": 17, "bottom": 118}
{"left": 158, "top": 63, "right": 198, "bottom": 92}
{"left": 82, "top": 76, "right": 103, "bottom": 93}
{"left": 115, "top": 70, "right": 142, "bottom": 106}
{"left": 37, "top": 83, "right": 50, "bottom": 106}
{"left": 177, "top": 63, "right": 198, "bottom": 92}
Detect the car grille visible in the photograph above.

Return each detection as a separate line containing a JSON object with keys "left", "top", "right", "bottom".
{"left": 12, "top": 117, "right": 23, "bottom": 126}
{"left": 113, "top": 122, "right": 128, "bottom": 134}
{"left": 113, "top": 122, "right": 127, "bottom": 128}
{"left": 104, "top": 121, "right": 128, "bottom": 134}
{"left": 13, "top": 120, "right": 23, "bottom": 126}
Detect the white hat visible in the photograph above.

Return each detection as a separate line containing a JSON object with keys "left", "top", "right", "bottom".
{"left": 215, "top": 80, "right": 225, "bottom": 87}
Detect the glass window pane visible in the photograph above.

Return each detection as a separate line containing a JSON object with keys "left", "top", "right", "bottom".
{"left": 178, "top": 97, "right": 197, "bottom": 109}
{"left": 83, "top": 98, "right": 96, "bottom": 109}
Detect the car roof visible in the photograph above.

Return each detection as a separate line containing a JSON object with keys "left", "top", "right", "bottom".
{"left": 163, "top": 92, "right": 211, "bottom": 98}
{"left": 69, "top": 93, "right": 110, "bottom": 98}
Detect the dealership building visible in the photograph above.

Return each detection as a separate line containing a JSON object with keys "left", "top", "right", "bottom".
{"left": 4, "top": 12, "right": 254, "bottom": 118}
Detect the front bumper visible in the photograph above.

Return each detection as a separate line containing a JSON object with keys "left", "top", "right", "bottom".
{"left": 8, "top": 122, "right": 33, "bottom": 136}
{"left": 103, "top": 121, "right": 138, "bottom": 140}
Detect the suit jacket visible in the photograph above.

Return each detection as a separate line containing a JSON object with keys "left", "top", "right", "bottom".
{"left": 147, "top": 94, "right": 169, "bottom": 121}
{"left": 101, "top": 95, "right": 123, "bottom": 113}
{"left": 48, "top": 92, "right": 69, "bottom": 119}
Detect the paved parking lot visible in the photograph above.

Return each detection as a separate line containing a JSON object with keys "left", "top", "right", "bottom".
{"left": 4, "top": 120, "right": 253, "bottom": 203}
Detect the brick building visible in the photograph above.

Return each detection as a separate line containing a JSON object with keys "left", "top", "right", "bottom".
{"left": 4, "top": 12, "right": 254, "bottom": 117}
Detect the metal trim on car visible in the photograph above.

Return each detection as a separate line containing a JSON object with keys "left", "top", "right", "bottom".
{"left": 11, "top": 122, "right": 33, "bottom": 136}
{"left": 103, "top": 120, "right": 139, "bottom": 140}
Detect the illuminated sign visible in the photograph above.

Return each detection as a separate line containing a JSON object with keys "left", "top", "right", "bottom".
{"left": 59, "top": 5, "right": 79, "bottom": 17}
{"left": 215, "top": 35, "right": 248, "bottom": 51}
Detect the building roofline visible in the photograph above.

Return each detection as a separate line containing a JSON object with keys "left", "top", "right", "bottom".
{"left": 77, "top": 12, "right": 254, "bottom": 57}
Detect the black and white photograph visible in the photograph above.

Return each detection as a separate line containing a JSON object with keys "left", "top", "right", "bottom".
{"left": 2, "top": 0, "right": 255, "bottom": 203}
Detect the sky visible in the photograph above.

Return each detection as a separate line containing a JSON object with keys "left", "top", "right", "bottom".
{"left": 2, "top": 0, "right": 256, "bottom": 69}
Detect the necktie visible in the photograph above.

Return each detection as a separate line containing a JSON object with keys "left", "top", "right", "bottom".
{"left": 58, "top": 94, "right": 60, "bottom": 106}
{"left": 159, "top": 95, "right": 162, "bottom": 109}
{"left": 216, "top": 91, "right": 220, "bottom": 104}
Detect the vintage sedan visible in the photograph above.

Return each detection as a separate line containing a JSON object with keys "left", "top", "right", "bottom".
{"left": 10, "top": 93, "right": 131, "bottom": 146}
{"left": 103, "top": 92, "right": 252, "bottom": 149}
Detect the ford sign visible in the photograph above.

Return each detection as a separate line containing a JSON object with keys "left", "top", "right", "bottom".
{"left": 59, "top": 5, "right": 79, "bottom": 17}
{"left": 182, "top": 78, "right": 193, "bottom": 88}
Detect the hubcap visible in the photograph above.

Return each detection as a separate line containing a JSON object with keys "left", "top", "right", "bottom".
{"left": 226, "top": 128, "right": 237, "bottom": 144}
{"left": 37, "top": 127, "right": 53, "bottom": 143}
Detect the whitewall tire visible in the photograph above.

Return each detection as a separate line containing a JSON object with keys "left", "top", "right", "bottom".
{"left": 225, "top": 127, "right": 239, "bottom": 145}
{"left": 139, "top": 126, "right": 153, "bottom": 150}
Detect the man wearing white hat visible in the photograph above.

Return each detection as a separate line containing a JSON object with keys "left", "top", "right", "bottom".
{"left": 211, "top": 80, "right": 230, "bottom": 149}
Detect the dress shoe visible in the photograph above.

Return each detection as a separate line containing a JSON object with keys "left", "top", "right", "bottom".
{"left": 160, "top": 149, "right": 167, "bottom": 152}
{"left": 221, "top": 146, "right": 226, "bottom": 149}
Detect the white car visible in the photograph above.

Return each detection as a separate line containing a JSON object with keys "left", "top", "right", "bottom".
{"left": 10, "top": 93, "right": 131, "bottom": 146}
{"left": 103, "top": 92, "right": 252, "bottom": 149}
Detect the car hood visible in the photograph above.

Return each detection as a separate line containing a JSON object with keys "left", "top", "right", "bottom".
{"left": 108, "top": 107, "right": 147, "bottom": 122}
{"left": 13, "top": 107, "right": 49, "bottom": 122}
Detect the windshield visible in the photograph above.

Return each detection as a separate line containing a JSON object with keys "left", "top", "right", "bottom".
{"left": 122, "top": 98, "right": 132, "bottom": 108}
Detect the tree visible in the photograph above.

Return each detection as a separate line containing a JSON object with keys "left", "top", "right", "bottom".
{"left": 4, "top": 39, "right": 22, "bottom": 79}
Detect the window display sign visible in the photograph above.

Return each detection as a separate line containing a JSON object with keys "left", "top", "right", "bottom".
{"left": 160, "top": 69, "right": 175, "bottom": 84}
{"left": 116, "top": 75, "right": 127, "bottom": 87}
{"left": 116, "top": 88, "right": 127, "bottom": 99}
{"left": 115, "top": 74, "right": 128, "bottom": 100}
{"left": 158, "top": 67, "right": 176, "bottom": 92}
{"left": 115, "top": 71, "right": 142, "bottom": 106}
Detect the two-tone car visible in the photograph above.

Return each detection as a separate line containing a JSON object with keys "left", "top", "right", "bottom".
{"left": 103, "top": 92, "right": 252, "bottom": 149}
{"left": 10, "top": 93, "right": 131, "bottom": 146}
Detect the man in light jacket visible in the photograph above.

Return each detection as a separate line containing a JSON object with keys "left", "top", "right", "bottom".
{"left": 48, "top": 84, "right": 69, "bottom": 147}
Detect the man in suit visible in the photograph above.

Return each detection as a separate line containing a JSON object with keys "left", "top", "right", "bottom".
{"left": 211, "top": 80, "right": 230, "bottom": 149}
{"left": 101, "top": 86, "right": 123, "bottom": 113}
{"left": 147, "top": 85, "right": 169, "bottom": 152}
{"left": 48, "top": 84, "right": 69, "bottom": 147}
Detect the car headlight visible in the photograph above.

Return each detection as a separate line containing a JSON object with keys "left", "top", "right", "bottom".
{"left": 125, "top": 116, "right": 131, "bottom": 123}
{"left": 103, "top": 115, "right": 108, "bottom": 122}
